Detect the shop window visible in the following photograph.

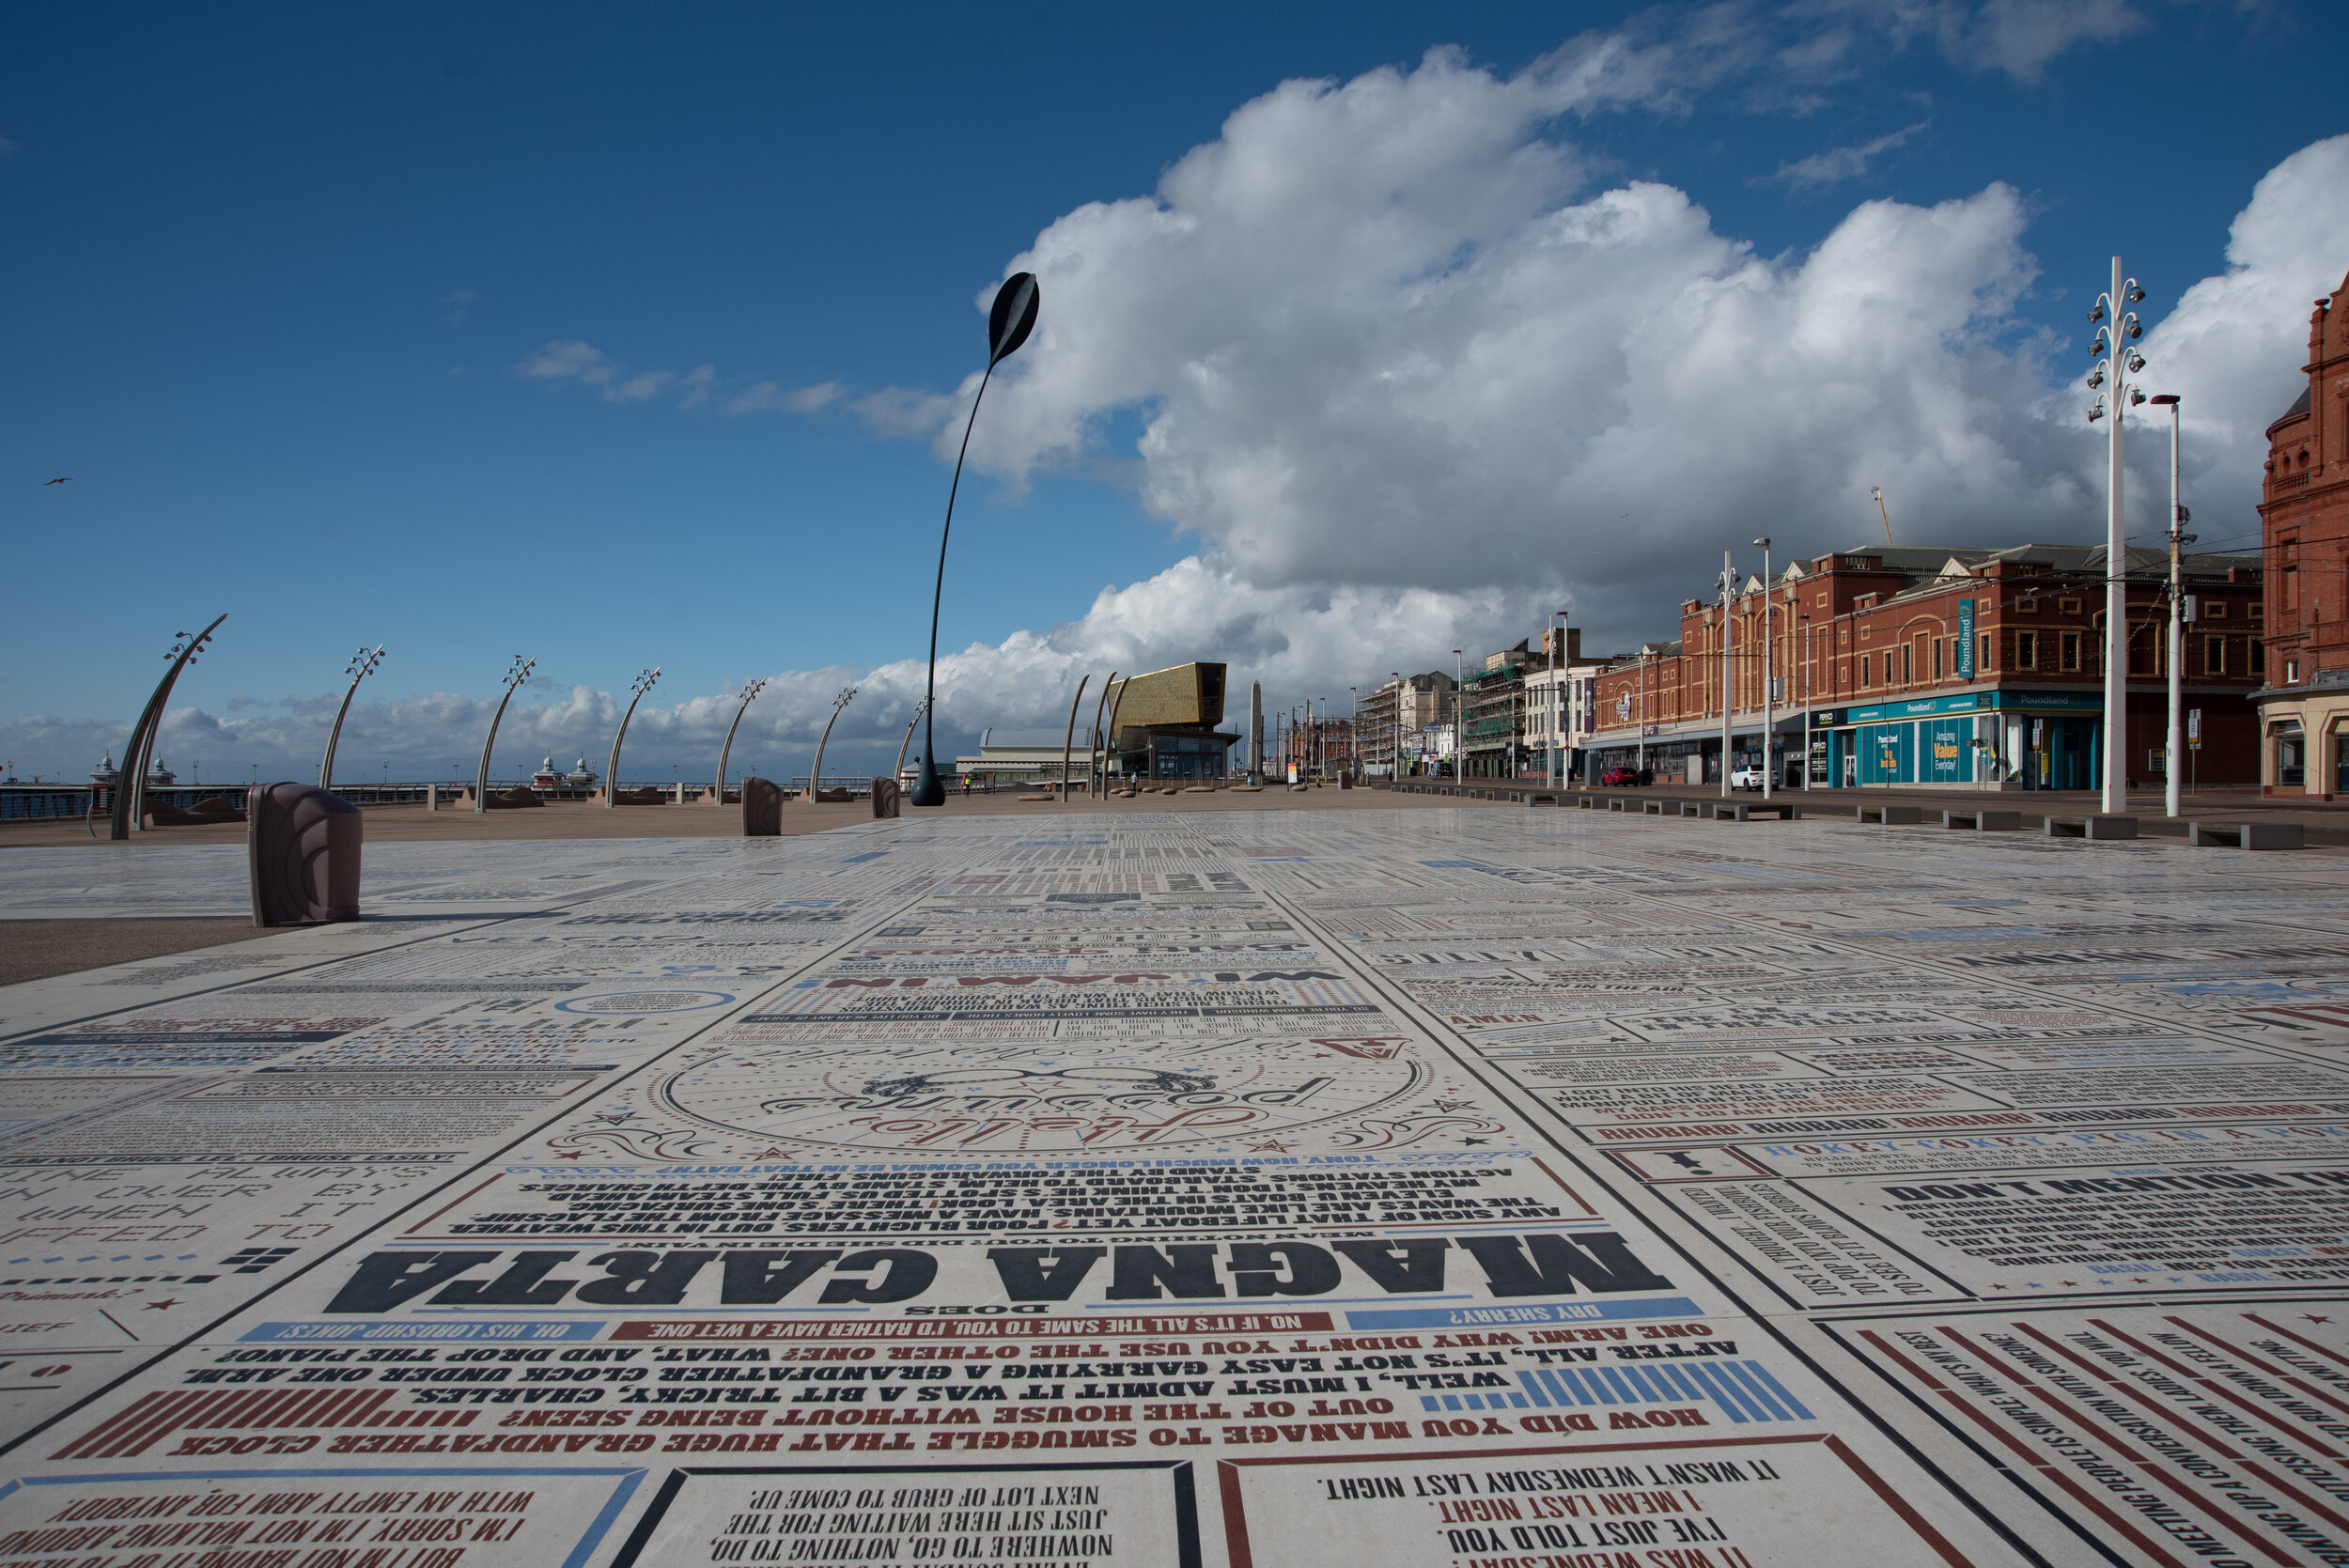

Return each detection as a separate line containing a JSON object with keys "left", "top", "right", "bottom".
{"left": 2252, "top": 640, "right": 2265, "bottom": 675}
{"left": 2015, "top": 596, "right": 2038, "bottom": 613}
{"left": 1900, "top": 644, "right": 1913, "bottom": 685}
{"left": 2203, "top": 600, "right": 2227, "bottom": 620}
{"left": 1932, "top": 638, "right": 1944, "bottom": 679}
{"left": 1978, "top": 631, "right": 1992, "bottom": 672}
{"left": 2129, "top": 631, "right": 2155, "bottom": 676}
{"left": 2205, "top": 636, "right": 2226, "bottom": 675}
{"left": 2061, "top": 632, "right": 2081, "bottom": 671}
{"left": 2060, "top": 597, "right": 2082, "bottom": 614}
{"left": 2250, "top": 602, "right": 2264, "bottom": 622}
{"left": 2286, "top": 659, "right": 2300, "bottom": 683}
{"left": 2278, "top": 734, "right": 2304, "bottom": 785}
{"left": 2015, "top": 630, "right": 2037, "bottom": 669}
{"left": 1860, "top": 655, "right": 1871, "bottom": 687}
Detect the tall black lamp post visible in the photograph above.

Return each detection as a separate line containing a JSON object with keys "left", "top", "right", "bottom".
{"left": 910, "top": 272, "right": 1040, "bottom": 807}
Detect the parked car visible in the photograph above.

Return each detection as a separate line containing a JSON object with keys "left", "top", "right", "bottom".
{"left": 1730, "top": 764, "right": 1766, "bottom": 790}
{"left": 1600, "top": 767, "right": 1642, "bottom": 786}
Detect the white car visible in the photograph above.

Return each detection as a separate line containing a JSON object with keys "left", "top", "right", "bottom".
{"left": 1729, "top": 765, "right": 1766, "bottom": 791}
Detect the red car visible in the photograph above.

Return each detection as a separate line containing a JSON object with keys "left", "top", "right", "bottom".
{"left": 1600, "top": 767, "right": 1642, "bottom": 786}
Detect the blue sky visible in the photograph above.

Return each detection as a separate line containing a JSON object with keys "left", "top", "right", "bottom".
{"left": 4, "top": 2, "right": 2344, "bottom": 784}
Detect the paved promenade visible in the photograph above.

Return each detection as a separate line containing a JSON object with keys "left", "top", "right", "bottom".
{"left": 1, "top": 807, "right": 2345, "bottom": 1567}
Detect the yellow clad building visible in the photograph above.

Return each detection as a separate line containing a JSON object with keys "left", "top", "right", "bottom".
{"left": 953, "top": 662, "right": 1240, "bottom": 786}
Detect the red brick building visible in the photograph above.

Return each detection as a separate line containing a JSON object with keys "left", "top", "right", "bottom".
{"left": 1585, "top": 545, "right": 2263, "bottom": 790}
{"left": 2256, "top": 268, "right": 2349, "bottom": 799}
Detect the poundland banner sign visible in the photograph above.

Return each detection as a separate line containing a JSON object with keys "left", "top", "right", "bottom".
{"left": 1955, "top": 598, "right": 1975, "bottom": 678}
{"left": 1843, "top": 692, "right": 1989, "bottom": 722}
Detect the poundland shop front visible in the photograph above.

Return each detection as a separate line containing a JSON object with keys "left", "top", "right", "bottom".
{"left": 1812, "top": 690, "right": 2103, "bottom": 791}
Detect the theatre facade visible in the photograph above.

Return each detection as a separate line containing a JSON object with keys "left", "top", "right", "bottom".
{"left": 2254, "top": 271, "right": 2349, "bottom": 800}
{"left": 957, "top": 660, "right": 1240, "bottom": 785}
{"left": 1585, "top": 544, "right": 2265, "bottom": 790}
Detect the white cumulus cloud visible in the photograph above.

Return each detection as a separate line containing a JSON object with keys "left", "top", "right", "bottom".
{"left": 2131, "top": 132, "right": 2349, "bottom": 537}
{"left": 953, "top": 47, "right": 2092, "bottom": 629}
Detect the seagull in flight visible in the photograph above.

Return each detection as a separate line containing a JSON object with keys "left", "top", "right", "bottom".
{"left": 43, "top": 477, "right": 71, "bottom": 485}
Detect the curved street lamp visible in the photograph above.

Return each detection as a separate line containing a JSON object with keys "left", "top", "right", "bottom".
{"left": 112, "top": 614, "right": 226, "bottom": 839}
{"left": 604, "top": 667, "right": 661, "bottom": 807}
{"left": 474, "top": 655, "right": 536, "bottom": 813}
{"left": 1057, "top": 674, "right": 1092, "bottom": 802}
{"left": 892, "top": 697, "right": 932, "bottom": 786}
{"left": 910, "top": 272, "right": 1041, "bottom": 807}
{"left": 713, "top": 676, "right": 769, "bottom": 806}
{"left": 2086, "top": 256, "right": 2150, "bottom": 814}
{"left": 805, "top": 685, "right": 858, "bottom": 802}
{"left": 1083, "top": 672, "right": 1119, "bottom": 798}
{"left": 319, "top": 644, "right": 385, "bottom": 791}
{"left": 1099, "top": 675, "right": 1132, "bottom": 794}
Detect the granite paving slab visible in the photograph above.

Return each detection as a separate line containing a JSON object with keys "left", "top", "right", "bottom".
{"left": 0, "top": 810, "right": 2343, "bottom": 1568}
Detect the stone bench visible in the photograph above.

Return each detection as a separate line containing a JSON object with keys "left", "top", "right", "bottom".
{"left": 1859, "top": 804, "right": 1922, "bottom": 825}
{"left": 1942, "top": 809, "right": 2023, "bottom": 831}
{"left": 2045, "top": 815, "right": 2136, "bottom": 839}
{"left": 1713, "top": 801, "right": 1799, "bottom": 821}
{"left": 2188, "top": 820, "right": 2304, "bottom": 850}
{"left": 1609, "top": 797, "right": 1629, "bottom": 813}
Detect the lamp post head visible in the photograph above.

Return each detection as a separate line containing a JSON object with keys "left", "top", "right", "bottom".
{"left": 1752, "top": 536, "right": 1770, "bottom": 550}
{"left": 2149, "top": 394, "right": 2179, "bottom": 407}
{"left": 988, "top": 272, "right": 1041, "bottom": 365}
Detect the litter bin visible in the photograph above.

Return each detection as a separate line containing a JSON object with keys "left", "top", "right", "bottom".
{"left": 248, "top": 783, "right": 361, "bottom": 926}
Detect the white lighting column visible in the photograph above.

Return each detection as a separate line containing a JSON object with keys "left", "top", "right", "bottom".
{"left": 1719, "top": 552, "right": 1734, "bottom": 798}
{"left": 1753, "top": 537, "right": 1772, "bottom": 800}
{"left": 2149, "top": 394, "right": 2189, "bottom": 818}
{"left": 2087, "top": 256, "right": 2149, "bottom": 814}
